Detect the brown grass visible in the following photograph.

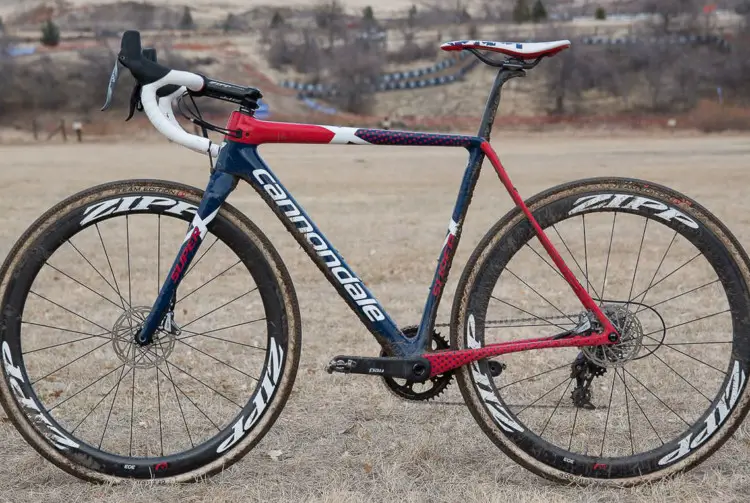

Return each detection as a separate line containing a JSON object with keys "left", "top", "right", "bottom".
{"left": 2, "top": 134, "right": 750, "bottom": 502}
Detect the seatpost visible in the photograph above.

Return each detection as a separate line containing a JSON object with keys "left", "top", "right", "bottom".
{"left": 477, "top": 67, "right": 527, "bottom": 140}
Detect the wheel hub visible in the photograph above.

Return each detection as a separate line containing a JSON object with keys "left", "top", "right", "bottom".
{"left": 582, "top": 303, "right": 644, "bottom": 368}
{"left": 111, "top": 306, "right": 176, "bottom": 369}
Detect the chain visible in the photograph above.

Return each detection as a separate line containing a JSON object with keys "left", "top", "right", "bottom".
{"left": 434, "top": 313, "right": 577, "bottom": 329}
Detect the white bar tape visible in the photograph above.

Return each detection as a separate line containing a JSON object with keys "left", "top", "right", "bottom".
{"left": 141, "top": 70, "right": 220, "bottom": 158}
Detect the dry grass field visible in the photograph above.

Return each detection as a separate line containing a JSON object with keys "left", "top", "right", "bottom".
{"left": 1, "top": 133, "right": 750, "bottom": 502}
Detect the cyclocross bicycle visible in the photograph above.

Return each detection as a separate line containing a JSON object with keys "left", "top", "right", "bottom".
{"left": 2, "top": 31, "right": 749, "bottom": 485}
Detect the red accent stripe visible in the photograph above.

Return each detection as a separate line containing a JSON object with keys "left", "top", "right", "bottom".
{"left": 480, "top": 141, "right": 617, "bottom": 337}
{"left": 225, "top": 112, "right": 335, "bottom": 145}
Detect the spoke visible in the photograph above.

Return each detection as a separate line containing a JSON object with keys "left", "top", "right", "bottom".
{"left": 24, "top": 334, "right": 102, "bottom": 355}
{"left": 648, "top": 279, "right": 721, "bottom": 311}
{"left": 600, "top": 213, "right": 617, "bottom": 302}
{"left": 498, "top": 363, "right": 570, "bottom": 390}
{"left": 156, "top": 359, "right": 164, "bottom": 456}
{"left": 98, "top": 347, "right": 132, "bottom": 449}
{"left": 525, "top": 243, "right": 567, "bottom": 283}
{"left": 156, "top": 338, "right": 194, "bottom": 448}
{"left": 515, "top": 376, "right": 571, "bottom": 415}
{"left": 649, "top": 350, "right": 712, "bottom": 402}
{"left": 505, "top": 268, "right": 576, "bottom": 325}
{"left": 599, "top": 370, "right": 617, "bottom": 456}
{"left": 129, "top": 361, "right": 136, "bottom": 457}
{"left": 643, "top": 333, "right": 728, "bottom": 375}
{"left": 174, "top": 338, "right": 258, "bottom": 381}
{"left": 643, "top": 309, "right": 731, "bottom": 339}
{"left": 180, "top": 288, "right": 258, "bottom": 330}
{"left": 154, "top": 363, "right": 221, "bottom": 431}
{"left": 623, "top": 367, "right": 690, "bottom": 427}
{"left": 552, "top": 223, "right": 602, "bottom": 300}
{"left": 630, "top": 252, "right": 703, "bottom": 307}
{"left": 22, "top": 320, "right": 110, "bottom": 339}
{"left": 68, "top": 240, "right": 130, "bottom": 308}
{"left": 96, "top": 224, "right": 128, "bottom": 313}
{"left": 126, "top": 216, "right": 132, "bottom": 308}
{"left": 29, "top": 290, "right": 111, "bottom": 333}
{"left": 48, "top": 362, "right": 127, "bottom": 412}
{"left": 619, "top": 369, "right": 635, "bottom": 455}
{"left": 632, "top": 230, "right": 677, "bottom": 310}
{"left": 641, "top": 340, "right": 732, "bottom": 346}
{"left": 486, "top": 321, "right": 574, "bottom": 329}
{"left": 539, "top": 378, "right": 574, "bottom": 438}
{"left": 177, "top": 260, "right": 242, "bottom": 304}
{"left": 619, "top": 368, "right": 664, "bottom": 445}
{"left": 157, "top": 215, "right": 161, "bottom": 297}
{"left": 626, "top": 218, "right": 649, "bottom": 307}
{"left": 44, "top": 263, "right": 123, "bottom": 311}
{"left": 31, "top": 339, "right": 111, "bottom": 385}
{"left": 490, "top": 295, "right": 570, "bottom": 332}
{"left": 179, "top": 331, "right": 266, "bottom": 350}
{"left": 166, "top": 360, "right": 244, "bottom": 408}
{"left": 181, "top": 318, "right": 266, "bottom": 338}
{"left": 582, "top": 214, "right": 589, "bottom": 295}
{"left": 568, "top": 400, "right": 579, "bottom": 451}
{"left": 71, "top": 353, "right": 142, "bottom": 434}
{"left": 182, "top": 236, "right": 219, "bottom": 282}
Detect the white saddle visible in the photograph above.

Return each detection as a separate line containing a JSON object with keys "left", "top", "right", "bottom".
{"left": 440, "top": 40, "right": 571, "bottom": 59}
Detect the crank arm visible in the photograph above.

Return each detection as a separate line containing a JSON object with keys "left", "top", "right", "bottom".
{"left": 326, "top": 355, "right": 431, "bottom": 382}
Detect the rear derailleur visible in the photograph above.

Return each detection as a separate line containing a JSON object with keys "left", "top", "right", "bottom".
{"left": 570, "top": 352, "right": 606, "bottom": 409}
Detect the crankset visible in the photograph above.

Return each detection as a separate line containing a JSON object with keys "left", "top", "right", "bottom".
{"left": 380, "top": 326, "right": 455, "bottom": 402}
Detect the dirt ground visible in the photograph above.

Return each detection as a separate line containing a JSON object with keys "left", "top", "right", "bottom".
{"left": 1, "top": 134, "right": 750, "bottom": 502}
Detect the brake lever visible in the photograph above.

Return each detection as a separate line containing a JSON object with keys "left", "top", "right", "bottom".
{"left": 125, "top": 82, "right": 143, "bottom": 121}
{"left": 100, "top": 59, "right": 121, "bottom": 111}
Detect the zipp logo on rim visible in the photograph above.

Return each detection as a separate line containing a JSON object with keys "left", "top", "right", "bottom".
{"left": 568, "top": 194, "right": 699, "bottom": 229}
{"left": 2, "top": 341, "right": 80, "bottom": 451}
{"left": 217, "top": 337, "right": 284, "bottom": 454}
{"left": 253, "top": 168, "right": 386, "bottom": 323}
{"left": 658, "top": 360, "right": 746, "bottom": 466}
{"left": 80, "top": 196, "right": 198, "bottom": 226}
{"left": 467, "top": 314, "right": 524, "bottom": 433}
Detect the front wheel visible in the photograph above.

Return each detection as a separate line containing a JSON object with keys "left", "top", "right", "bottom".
{"left": 451, "top": 177, "right": 750, "bottom": 484}
{"left": 0, "top": 179, "right": 301, "bottom": 482}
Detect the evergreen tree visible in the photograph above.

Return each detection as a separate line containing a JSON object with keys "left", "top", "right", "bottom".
{"left": 223, "top": 13, "right": 236, "bottom": 33}
{"left": 530, "top": 0, "right": 547, "bottom": 22}
{"left": 362, "top": 6, "right": 377, "bottom": 29}
{"left": 513, "top": 0, "right": 530, "bottom": 23}
{"left": 179, "top": 6, "right": 195, "bottom": 30}
{"left": 41, "top": 19, "right": 61, "bottom": 47}
{"left": 595, "top": 7, "right": 606, "bottom": 20}
{"left": 407, "top": 5, "right": 418, "bottom": 28}
{"left": 270, "top": 10, "right": 284, "bottom": 29}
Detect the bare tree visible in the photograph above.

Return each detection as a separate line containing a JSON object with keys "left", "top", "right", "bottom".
{"left": 644, "top": 0, "right": 701, "bottom": 34}
{"left": 315, "top": 0, "right": 346, "bottom": 51}
{"left": 328, "top": 43, "right": 384, "bottom": 114}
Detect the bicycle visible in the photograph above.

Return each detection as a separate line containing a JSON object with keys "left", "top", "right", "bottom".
{"left": 2, "top": 31, "right": 749, "bottom": 485}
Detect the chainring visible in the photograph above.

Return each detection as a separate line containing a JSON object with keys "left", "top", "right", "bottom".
{"left": 380, "top": 326, "right": 454, "bottom": 402}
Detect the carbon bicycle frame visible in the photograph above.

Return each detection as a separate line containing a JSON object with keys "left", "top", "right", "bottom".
{"left": 137, "top": 67, "right": 619, "bottom": 368}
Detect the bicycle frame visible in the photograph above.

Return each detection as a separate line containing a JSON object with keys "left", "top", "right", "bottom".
{"left": 137, "top": 67, "right": 619, "bottom": 369}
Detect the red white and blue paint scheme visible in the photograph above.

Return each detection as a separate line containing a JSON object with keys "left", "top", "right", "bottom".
{"left": 128, "top": 34, "right": 618, "bottom": 374}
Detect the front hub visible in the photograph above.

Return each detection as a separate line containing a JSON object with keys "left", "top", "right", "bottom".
{"left": 112, "top": 306, "right": 176, "bottom": 368}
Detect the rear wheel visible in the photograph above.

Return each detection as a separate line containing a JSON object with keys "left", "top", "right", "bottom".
{"left": 0, "top": 179, "right": 301, "bottom": 482}
{"left": 452, "top": 177, "right": 750, "bottom": 484}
